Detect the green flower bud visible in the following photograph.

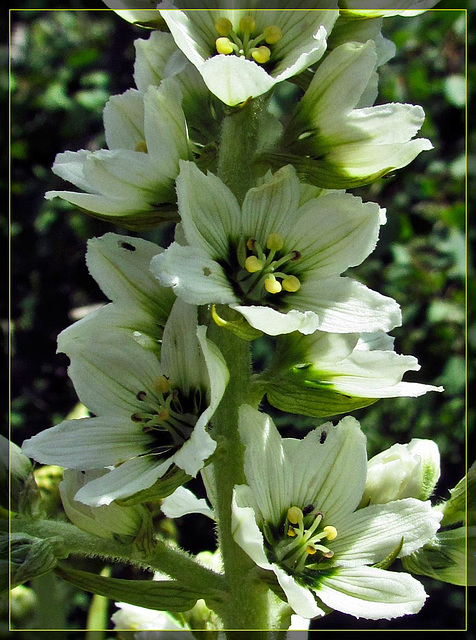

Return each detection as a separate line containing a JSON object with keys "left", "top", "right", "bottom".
{"left": 360, "top": 438, "right": 440, "bottom": 507}
{"left": 0, "top": 436, "right": 38, "bottom": 514}
{"left": 437, "top": 461, "right": 476, "bottom": 527}
{"left": 1, "top": 533, "right": 59, "bottom": 590}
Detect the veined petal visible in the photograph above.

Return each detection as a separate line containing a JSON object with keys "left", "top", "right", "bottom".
{"left": 241, "top": 165, "right": 301, "bottom": 242}
{"left": 86, "top": 233, "right": 174, "bottom": 321}
{"left": 161, "top": 486, "right": 214, "bottom": 520}
{"left": 158, "top": 3, "right": 215, "bottom": 68}
{"left": 133, "top": 31, "right": 182, "bottom": 92}
{"left": 314, "top": 565, "right": 427, "bottom": 620}
{"left": 290, "top": 277, "right": 402, "bottom": 334}
{"left": 176, "top": 161, "right": 242, "bottom": 257}
{"left": 199, "top": 55, "right": 276, "bottom": 107}
{"left": 74, "top": 455, "right": 174, "bottom": 507}
{"left": 48, "top": 150, "right": 96, "bottom": 193}
{"left": 331, "top": 498, "right": 442, "bottom": 565}
{"left": 22, "top": 416, "right": 150, "bottom": 469}
{"left": 151, "top": 243, "right": 237, "bottom": 306}
{"left": 103, "top": 89, "right": 145, "bottom": 151}
{"left": 288, "top": 192, "right": 384, "bottom": 277}
{"left": 233, "top": 304, "right": 321, "bottom": 337}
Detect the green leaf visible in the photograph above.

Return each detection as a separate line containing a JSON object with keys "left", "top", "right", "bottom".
{"left": 55, "top": 564, "right": 200, "bottom": 612}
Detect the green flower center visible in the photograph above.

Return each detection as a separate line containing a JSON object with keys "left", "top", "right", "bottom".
{"left": 233, "top": 233, "right": 302, "bottom": 302}
{"left": 214, "top": 15, "right": 283, "bottom": 65}
{"left": 132, "top": 375, "right": 201, "bottom": 458}
{"left": 267, "top": 505, "right": 337, "bottom": 574}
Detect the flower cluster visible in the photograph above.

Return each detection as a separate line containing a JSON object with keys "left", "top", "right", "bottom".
{"left": 18, "top": 2, "right": 461, "bottom": 635}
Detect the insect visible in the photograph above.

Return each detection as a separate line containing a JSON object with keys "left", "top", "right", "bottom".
{"left": 319, "top": 430, "right": 327, "bottom": 444}
{"left": 119, "top": 240, "right": 136, "bottom": 252}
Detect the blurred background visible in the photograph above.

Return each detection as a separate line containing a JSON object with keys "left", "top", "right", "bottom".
{"left": 4, "top": 1, "right": 473, "bottom": 636}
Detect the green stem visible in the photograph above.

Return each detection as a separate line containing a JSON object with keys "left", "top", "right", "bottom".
{"left": 11, "top": 517, "right": 224, "bottom": 598}
{"left": 208, "top": 326, "right": 270, "bottom": 638}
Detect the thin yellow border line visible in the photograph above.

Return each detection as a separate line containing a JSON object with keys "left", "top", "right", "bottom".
{"left": 8, "top": 5, "right": 470, "bottom": 634}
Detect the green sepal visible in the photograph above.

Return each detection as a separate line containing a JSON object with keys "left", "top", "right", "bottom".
{"left": 265, "top": 380, "right": 377, "bottom": 418}
{"left": 439, "top": 461, "right": 476, "bottom": 527}
{"left": 211, "top": 305, "right": 263, "bottom": 342}
{"left": 2, "top": 533, "right": 62, "bottom": 590}
{"left": 373, "top": 537, "right": 404, "bottom": 570}
{"left": 260, "top": 151, "right": 392, "bottom": 190}
{"left": 55, "top": 563, "right": 201, "bottom": 612}
{"left": 115, "top": 467, "right": 192, "bottom": 507}
{"left": 74, "top": 204, "right": 179, "bottom": 232}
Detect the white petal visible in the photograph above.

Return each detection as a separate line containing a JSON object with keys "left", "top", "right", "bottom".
{"left": 74, "top": 455, "right": 173, "bottom": 506}
{"left": 233, "top": 304, "right": 321, "bottom": 337}
{"left": 103, "top": 89, "right": 145, "bottom": 151}
{"left": 161, "top": 486, "right": 214, "bottom": 520}
{"left": 86, "top": 232, "right": 174, "bottom": 320}
{"left": 158, "top": 4, "right": 213, "bottom": 68}
{"left": 315, "top": 566, "right": 427, "bottom": 620}
{"left": 151, "top": 243, "right": 237, "bottom": 306}
{"left": 133, "top": 31, "right": 180, "bottom": 92}
{"left": 331, "top": 498, "right": 442, "bottom": 565}
{"left": 176, "top": 162, "right": 241, "bottom": 258}
{"left": 199, "top": 55, "right": 275, "bottom": 106}
{"left": 291, "top": 277, "right": 402, "bottom": 333}
{"left": 22, "top": 416, "right": 148, "bottom": 469}
{"left": 50, "top": 149, "right": 95, "bottom": 192}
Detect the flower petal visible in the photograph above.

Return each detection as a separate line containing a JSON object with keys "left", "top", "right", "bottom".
{"left": 151, "top": 242, "right": 237, "bottom": 306}
{"left": 103, "top": 89, "right": 145, "bottom": 151}
{"left": 314, "top": 565, "right": 427, "bottom": 620}
{"left": 161, "top": 486, "right": 214, "bottom": 520}
{"left": 233, "top": 304, "right": 321, "bottom": 337}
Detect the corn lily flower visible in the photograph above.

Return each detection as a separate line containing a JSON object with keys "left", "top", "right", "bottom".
{"left": 231, "top": 405, "right": 442, "bottom": 620}
{"left": 45, "top": 78, "right": 192, "bottom": 230}
{"left": 257, "top": 330, "right": 443, "bottom": 417}
{"left": 152, "top": 162, "right": 401, "bottom": 337}
{"left": 102, "top": 0, "right": 167, "bottom": 29}
{"left": 261, "top": 40, "right": 432, "bottom": 189}
{"left": 22, "top": 299, "right": 228, "bottom": 506}
{"left": 157, "top": 1, "right": 339, "bottom": 106}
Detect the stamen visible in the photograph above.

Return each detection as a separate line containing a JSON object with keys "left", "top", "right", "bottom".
{"left": 216, "top": 37, "right": 234, "bottom": 55}
{"left": 153, "top": 376, "right": 170, "bottom": 395}
{"left": 245, "top": 255, "right": 264, "bottom": 273}
{"left": 282, "top": 275, "right": 301, "bottom": 292}
{"left": 264, "top": 25, "right": 283, "bottom": 44}
{"left": 215, "top": 17, "right": 232, "bottom": 36}
{"left": 266, "top": 233, "right": 284, "bottom": 252}
{"left": 265, "top": 274, "right": 282, "bottom": 294}
{"left": 323, "top": 525, "right": 337, "bottom": 541}
{"left": 251, "top": 46, "right": 271, "bottom": 64}
{"left": 239, "top": 15, "right": 256, "bottom": 34}
{"left": 306, "top": 545, "right": 317, "bottom": 555}
{"left": 287, "top": 526, "right": 297, "bottom": 538}
{"left": 287, "top": 506, "right": 304, "bottom": 525}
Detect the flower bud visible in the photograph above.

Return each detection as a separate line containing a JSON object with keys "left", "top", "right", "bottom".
{"left": 2, "top": 533, "right": 59, "bottom": 589}
{"left": 1, "top": 436, "right": 38, "bottom": 514}
{"left": 59, "top": 469, "right": 149, "bottom": 540}
{"left": 360, "top": 438, "right": 440, "bottom": 507}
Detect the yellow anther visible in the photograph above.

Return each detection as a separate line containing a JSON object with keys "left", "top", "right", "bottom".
{"left": 264, "top": 25, "right": 283, "bottom": 44}
{"left": 323, "top": 525, "right": 338, "bottom": 541}
{"left": 135, "top": 140, "right": 148, "bottom": 153}
{"left": 246, "top": 238, "right": 256, "bottom": 251}
{"left": 215, "top": 17, "right": 233, "bottom": 36}
{"left": 287, "top": 526, "right": 297, "bottom": 538}
{"left": 239, "top": 15, "right": 256, "bottom": 34}
{"left": 245, "top": 255, "right": 264, "bottom": 273}
{"left": 282, "top": 275, "right": 301, "bottom": 293}
{"left": 265, "top": 275, "right": 282, "bottom": 294}
{"left": 306, "top": 545, "right": 317, "bottom": 555}
{"left": 153, "top": 375, "right": 171, "bottom": 395}
{"left": 251, "top": 46, "right": 271, "bottom": 64}
{"left": 216, "top": 37, "right": 234, "bottom": 55}
{"left": 287, "top": 506, "right": 304, "bottom": 525}
{"left": 266, "top": 233, "right": 284, "bottom": 252}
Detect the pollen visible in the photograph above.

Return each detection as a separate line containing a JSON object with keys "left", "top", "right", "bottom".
{"left": 216, "top": 37, "right": 234, "bottom": 55}
{"left": 245, "top": 255, "right": 264, "bottom": 273}
{"left": 264, "top": 25, "right": 283, "bottom": 44}
{"left": 282, "top": 275, "right": 301, "bottom": 293}
{"left": 153, "top": 375, "right": 171, "bottom": 395}
{"left": 266, "top": 233, "right": 284, "bottom": 252}
{"left": 265, "top": 274, "right": 282, "bottom": 294}
{"left": 287, "top": 526, "right": 297, "bottom": 537}
{"left": 239, "top": 15, "right": 256, "bottom": 34}
{"left": 323, "top": 525, "right": 338, "bottom": 541}
{"left": 287, "top": 506, "right": 304, "bottom": 525}
{"left": 215, "top": 17, "right": 232, "bottom": 36}
{"left": 251, "top": 46, "right": 271, "bottom": 64}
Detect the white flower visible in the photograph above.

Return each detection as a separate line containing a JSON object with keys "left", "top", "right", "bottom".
{"left": 152, "top": 162, "right": 401, "bottom": 337}
{"left": 22, "top": 299, "right": 228, "bottom": 506}
{"left": 259, "top": 330, "right": 443, "bottom": 417}
{"left": 45, "top": 78, "right": 191, "bottom": 229}
{"left": 157, "top": 2, "right": 339, "bottom": 106}
{"left": 102, "top": 0, "right": 166, "bottom": 29}
{"left": 361, "top": 439, "right": 441, "bottom": 506}
{"left": 263, "top": 40, "right": 432, "bottom": 189}
{"left": 231, "top": 405, "right": 442, "bottom": 620}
